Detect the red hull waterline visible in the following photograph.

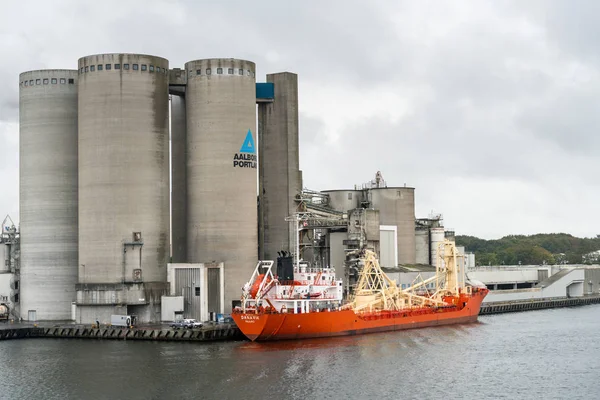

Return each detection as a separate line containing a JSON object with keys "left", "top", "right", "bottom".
{"left": 232, "top": 288, "right": 488, "bottom": 341}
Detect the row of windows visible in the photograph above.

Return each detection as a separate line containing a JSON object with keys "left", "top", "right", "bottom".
{"left": 188, "top": 68, "right": 255, "bottom": 77}
{"left": 21, "top": 77, "right": 75, "bottom": 87}
{"left": 80, "top": 63, "right": 168, "bottom": 75}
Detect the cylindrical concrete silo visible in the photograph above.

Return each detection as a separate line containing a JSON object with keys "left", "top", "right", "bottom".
{"left": 19, "top": 70, "right": 78, "bottom": 320}
{"left": 185, "top": 58, "right": 257, "bottom": 313}
{"left": 78, "top": 54, "right": 170, "bottom": 286}
{"left": 430, "top": 227, "right": 445, "bottom": 266}
{"left": 370, "top": 187, "right": 416, "bottom": 265}
{"left": 322, "top": 190, "right": 362, "bottom": 212}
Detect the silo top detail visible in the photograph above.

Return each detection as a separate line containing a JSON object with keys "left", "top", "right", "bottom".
{"left": 19, "top": 69, "right": 77, "bottom": 88}
{"left": 77, "top": 53, "right": 169, "bottom": 76}
{"left": 184, "top": 58, "right": 256, "bottom": 79}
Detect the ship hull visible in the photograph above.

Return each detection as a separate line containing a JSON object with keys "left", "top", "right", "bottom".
{"left": 232, "top": 289, "right": 488, "bottom": 341}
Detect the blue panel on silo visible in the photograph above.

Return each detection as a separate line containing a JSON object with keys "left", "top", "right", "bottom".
{"left": 256, "top": 83, "right": 274, "bottom": 99}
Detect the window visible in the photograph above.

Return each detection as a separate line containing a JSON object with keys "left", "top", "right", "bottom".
{"left": 157, "top": 67, "right": 161, "bottom": 73}
{"left": 195, "top": 287, "right": 200, "bottom": 297}
{"left": 124, "top": 63, "right": 129, "bottom": 70}
{"left": 206, "top": 68, "right": 211, "bottom": 75}
{"left": 217, "top": 67, "right": 223, "bottom": 74}
{"left": 149, "top": 65, "right": 154, "bottom": 72}
{"left": 348, "top": 193, "right": 352, "bottom": 200}
{"left": 24, "top": 81, "right": 28, "bottom": 86}
{"left": 247, "top": 70, "right": 250, "bottom": 76}
{"left": 115, "top": 64, "right": 121, "bottom": 69}
{"left": 51, "top": 78, "right": 57, "bottom": 84}
{"left": 196, "top": 69, "right": 201, "bottom": 75}
{"left": 133, "top": 64, "right": 139, "bottom": 70}
{"left": 30, "top": 80, "right": 34, "bottom": 85}
{"left": 141, "top": 64, "right": 147, "bottom": 71}
{"left": 90, "top": 65, "right": 95, "bottom": 72}
{"left": 85, "top": 66, "right": 89, "bottom": 72}
{"left": 105, "top": 64, "right": 111, "bottom": 70}
{"left": 98, "top": 64, "right": 103, "bottom": 71}
{"left": 68, "top": 79, "right": 74, "bottom": 84}
{"left": 228, "top": 68, "right": 233, "bottom": 74}
{"left": 238, "top": 68, "right": 243, "bottom": 75}
{"left": 36, "top": 79, "right": 41, "bottom": 85}
{"left": 60, "top": 78, "right": 66, "bottom": 84}
{"left": 252, "top": 71, "right": 255, "bottom": 77}
{"left": 80, "top": 67, "right": 83, "bottom": 73}
{"left": 43, "top": 78, "right": 49, "bottom": 84}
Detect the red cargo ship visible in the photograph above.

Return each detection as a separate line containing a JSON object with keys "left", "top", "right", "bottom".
{"left": 232, "top": 240, "right": 488, "bottom": 341}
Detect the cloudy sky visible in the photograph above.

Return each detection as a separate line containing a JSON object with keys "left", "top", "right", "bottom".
{"left": 1, "top": 0, "right": 598, "bottom": 239}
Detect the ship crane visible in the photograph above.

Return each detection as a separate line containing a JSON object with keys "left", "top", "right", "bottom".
{"left": 345, "top": 240, "right": 467, "bottom": 312}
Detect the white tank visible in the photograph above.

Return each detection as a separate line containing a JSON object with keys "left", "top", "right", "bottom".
{"left": 430, "top": 227, "right": 445, "bottom": 266}
{"left": 184, "top": 58, "right": 257, "bottom": 312}
{"left": 19, "top": 69, "right": 78, "bottom": 320}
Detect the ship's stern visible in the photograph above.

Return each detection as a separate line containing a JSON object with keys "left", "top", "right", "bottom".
{"left": 231, "top": 312, "right": 270, "bottom": 341}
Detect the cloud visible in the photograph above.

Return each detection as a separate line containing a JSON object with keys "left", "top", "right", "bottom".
{"left": 1, "top": 1, "right": 600, "bottom": 239}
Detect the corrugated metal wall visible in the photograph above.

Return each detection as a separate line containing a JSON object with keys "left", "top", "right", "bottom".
{"left": 175, "top": 268, "right": 201, "bottom": 320}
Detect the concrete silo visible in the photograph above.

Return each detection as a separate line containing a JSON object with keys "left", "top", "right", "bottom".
{"left": 19, "top": 70, "right": 78, "bottom": 321}
{"left": 370, "top": 187, "right": 416, "bottom": 265}
{"left": 184, "top": 58, "right": 257, "bottom": 313}
{"left": 258, "top": 72, "right": 302, "bottom": 261}
{"left": 322, "top": 190, "right": 362, "bottom": 212}
{"left": 77, "top": 54, "right": 170, "bottom": 323}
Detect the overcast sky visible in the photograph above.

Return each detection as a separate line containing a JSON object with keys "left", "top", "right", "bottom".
{"left": 1, "top": 0, "right": 599, "bottom": 239}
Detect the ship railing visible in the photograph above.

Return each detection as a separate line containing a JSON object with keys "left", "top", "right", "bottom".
{"left": 279, "top": 280, "right": 338, "bottom": 287}
{"left": 293, "top": 267, "right": 335, "bottom": 274}
{"left": 273, "top": 293, "right": 338, "bottom": 300}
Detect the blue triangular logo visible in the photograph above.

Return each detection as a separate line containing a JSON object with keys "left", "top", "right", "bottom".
{"left": 240, "top": 129, "right": 255, "bottom": 154}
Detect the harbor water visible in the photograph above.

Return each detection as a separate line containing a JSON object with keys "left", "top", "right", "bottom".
{"left": 1, "top": 305, "right": 599, "bottom": 400}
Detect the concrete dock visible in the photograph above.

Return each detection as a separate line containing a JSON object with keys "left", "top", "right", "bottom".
{"left": 0, "top": 323, "right": 243, "bottom": 342}
{"left": 480, "top": 294, "right": 600, "bottom": 315}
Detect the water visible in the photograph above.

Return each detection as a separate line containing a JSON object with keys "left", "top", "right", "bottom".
{"left": 1, "top": 305, "right": 600, "bottom": 400}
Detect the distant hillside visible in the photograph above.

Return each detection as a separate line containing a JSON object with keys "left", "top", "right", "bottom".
{"left": 456, "top": 233, "right": 600, "bottom": 266}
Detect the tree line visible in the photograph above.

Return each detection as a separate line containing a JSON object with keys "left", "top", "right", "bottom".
{"left": 456, "top": 233, "right": 600, "bottom": 266}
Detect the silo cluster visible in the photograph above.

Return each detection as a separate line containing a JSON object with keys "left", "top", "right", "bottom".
{"left": 18, "top": 53, "right": 299, "bottom": 321}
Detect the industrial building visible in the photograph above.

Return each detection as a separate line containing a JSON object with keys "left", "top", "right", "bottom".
{"left": 12, "top": 52, "right": 474, "bottom": 324}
